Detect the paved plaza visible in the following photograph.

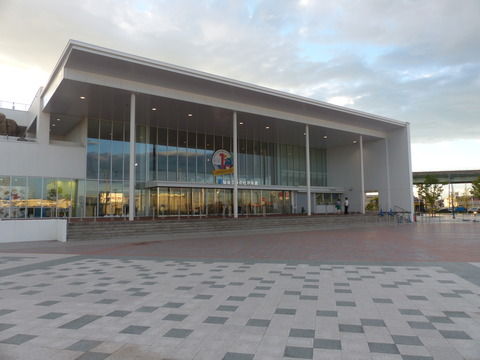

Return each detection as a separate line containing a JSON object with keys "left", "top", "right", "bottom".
{"left": 0, "top": 223, "right": 479, "bottom": 360}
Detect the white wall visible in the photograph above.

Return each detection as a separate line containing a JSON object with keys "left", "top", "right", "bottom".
{"left": 387, "top": 125, "right": 414, "bottom": 214}
{"left": 0, "top": 219, "right": 67, "bottom": 243}
{"left": 364, "top": 138, "right": 391, "bottom": 211}
{"left": 327, "top": 144, "right": 362, "bottom": 212}
{"left": 0, "top": 140, "right": 86, "bottom": 178}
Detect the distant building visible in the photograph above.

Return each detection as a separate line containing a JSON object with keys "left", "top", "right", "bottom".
{"left": 0, "top": 40, "right": 413, "bottom": 220}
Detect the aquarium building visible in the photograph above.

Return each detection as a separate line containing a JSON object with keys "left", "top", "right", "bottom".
{"left": 0, "top": 40, "right": 413, "bottom": 221}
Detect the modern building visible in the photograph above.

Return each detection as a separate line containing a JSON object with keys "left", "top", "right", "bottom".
{"left": 0, "top": 40, "right": 413, "bottom": 221}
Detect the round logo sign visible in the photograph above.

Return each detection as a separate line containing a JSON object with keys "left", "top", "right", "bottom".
{"left": 212, "top": 149, "right": 233, "bottom": 170}
{"left": 212, "top": 149, "right": 234, "bottom": 176}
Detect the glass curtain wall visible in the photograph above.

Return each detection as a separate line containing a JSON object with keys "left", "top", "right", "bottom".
{"left": 0, "top": 175, "right": 82, "bottom": 219}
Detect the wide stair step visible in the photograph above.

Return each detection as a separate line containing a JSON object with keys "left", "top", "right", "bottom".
{"left": 66, "top": 215, "right": 392, "bottom": 241}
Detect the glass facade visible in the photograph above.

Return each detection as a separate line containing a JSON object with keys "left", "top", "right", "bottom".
{"left": 86, "top": 118, "right": 327, "bottom": 186}
{"left": 0, "top": 175, "right": 82, "bottom": 219}
{"left": 0, "top": 107, "right": 331, "bottom": 219}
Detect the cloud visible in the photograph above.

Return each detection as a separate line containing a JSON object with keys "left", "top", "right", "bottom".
{"left": 0, "top": 0, "right": 478, "bottom": 144}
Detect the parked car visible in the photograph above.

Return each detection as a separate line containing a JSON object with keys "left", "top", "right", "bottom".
{"left": 436, "top": 208, "right": 452, "bottom": 213}
{"left": 468, "top": 207, "right": 479, "bottom": 214}
{"left": 454, "top": 206, "right": 467, "bottom": 213}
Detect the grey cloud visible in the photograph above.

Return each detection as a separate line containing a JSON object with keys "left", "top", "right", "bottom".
{"left": 0, "top": 0, "right": 478, "bottom": 143}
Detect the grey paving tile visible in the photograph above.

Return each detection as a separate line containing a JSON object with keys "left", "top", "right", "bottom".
{"left": 438, "top": 330, "right": 472, "bottom": 339}
{"left": 194, "top": 294, "right": 213, "bottom": 299}
{"left": 299, "top": 295, "right": 318, "bottom": 300}
{"left": 120, "top": 325, "right": 149, "bottom": 335}
{"left": 163, "top": 314, "right": 188, "bottom": 321}
{"left": 246, "top": 319, "right": 270, "bottom": 327}
{"left": 368, "top": 342, "right": 400, "bottom": 354}
{"left": 334, "top": 289, "right": 352, "bottom": 293}
{"left": 66, "top": 339, "right": 102, "bottom": 351}
{"left": 59, "top": 315, "right": 101, "bottom": 329}
{"left": 75, "top": 352, "right": 110, "bottom": 360}
{"left": 217, "top": 305, "right": 238, "bottom": 312}
{"left": 106, "top": 310, "right": 131, "bottom": 317}
{"left": 339, "top": 324, "right": 364, "bottom": 333}
{"left": 227, "top": 296, "right": 246, "bottom": 301}
{"left": 440, "top": 292, "right": 461, "bottom": 298}
{"left": 391, "top": 335, "right": 422, "bottom": 346}
{"left": 136, "top": 306, "right": 158, "bottom": 313}
{"left": 163, "top": 302, "right": 184, "bottom": 308}
{"left": 35, "top": 300, "right": 59, "bottom": 306}
{"left": 222, "top": 351, "right": 255, "bottom": 360}
{"left": 275, "top": 308, "right": 296, "bottom": 315}
{"left": 443, "top": 311, "right": 469, "bottom": 318}
{"left": 248, "top": 292, "right": 266, "bottom": 297}
{"left": 425, "top": 316, "right": 453, "bottom": 324}
{"left": 289, "top": 328, "right": 315, "bottom": 338}
{"left": 407, "top": 295, "right": 428, "bottom": 301}
{"left": 399, "top": 309, "right": 423, "bottom": 316}
{"left": 336, "top": 301, "right": 356, "bottom": 307}
{"left": 38, "top": 312, "right": 66, "bottom": 319}
{"left": 314, "top": 338, "right": 342, "bottom": 350}
{"left": 407, "top": 321, "right": 435, "bottom": 330}
{"left": 401, "top": 356, "right": 434, "bottom": 360}
{"left": 317, "top": 310, "right": 337, "bottom": 317}
{"left": 204, "top": 316, "right": 228, "bottom": 324}
{"left": 96, "top": 299, "right": 116, "bottom": 304}
{"left": 0, "top": 334, "right": 36, "bottom": 345}
{"left": 285, "top": 290, "right": 301, "bottom": 295}
{"left": 0, "top": 310, "right": 15, "bottom": 316}
{"left": 373, "top": 298, "right": 393, "bottom": 304}
{"left": 164, "top": 328, "right": 193, "bottom": 338}
{"left": 361, "top": 319, "right": 386, "bottom": 327}
{"left": 283, "top": 345, "right": 313, "bottom": 359}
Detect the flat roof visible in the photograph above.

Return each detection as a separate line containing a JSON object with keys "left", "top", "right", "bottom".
{"left": 42, "top": 40, "right": 408, "bottom": 126}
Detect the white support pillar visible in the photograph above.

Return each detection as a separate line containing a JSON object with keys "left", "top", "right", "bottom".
{"left": 384, "top": 138, "right": 392, "bottom": 211}
{"left": 359, "top": 135, "right": 365, "bottom": 214}
{"left": 129, "top": 93, "right": 136, "bottom": 221}
{"left": 233, "top": 112, "right": 239, "bottom": 219}
{"left": 305, "top": 124, "right": 311, "bottom": 216}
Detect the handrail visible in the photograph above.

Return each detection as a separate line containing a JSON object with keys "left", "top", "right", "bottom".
{"left": 0, "top": 100, "right": 29, "bottom": 111}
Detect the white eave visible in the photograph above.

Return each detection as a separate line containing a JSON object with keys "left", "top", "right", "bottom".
{"left": 41, "top": 39, "right": 407, "bottom": 129}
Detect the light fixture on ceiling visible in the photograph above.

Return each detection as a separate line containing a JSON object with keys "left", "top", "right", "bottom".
{"left": 353, "top": 140, "right": 358, "bottom": 144}
{"left": 239, "top": 121, "right": 244, "bottom": 125}
{"left": 51, "top": 123, "right": 56, "bottom": 127}
{"left": 56, "top": 118, "right": 61, "bottom": 121}
{"left": 265, "top": 126, "right": 270, "bottom": 129}
{"left": 152, "top": 107, "right": 157, "bottom": 111}
{"left": 323, "top": 135, "right": 328, "bottom": 139}
{"left": 187, "top": 113, "right": 193, "bottom": 117}
{"left": 80, "top": 96, "right": 86, "bottom": 100}
{"left": 134, "top": 162, "right": 138, "bottom": 167}
{"left": 303, "top": 132, "right": 306, "bottom": 136}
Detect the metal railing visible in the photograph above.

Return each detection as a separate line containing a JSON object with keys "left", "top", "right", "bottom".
{"left": 0, "top": 100, "right": 29, "bottom": 111}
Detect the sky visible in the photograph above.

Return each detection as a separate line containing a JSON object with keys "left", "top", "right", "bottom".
{"left": 0, "top": 0, "right": 479, "bottom": 172}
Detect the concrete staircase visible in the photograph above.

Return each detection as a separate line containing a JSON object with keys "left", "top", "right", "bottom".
{"left": 67, "top": 214, "right": 393, "bottom": 241}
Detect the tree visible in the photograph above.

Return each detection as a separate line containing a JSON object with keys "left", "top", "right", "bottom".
{"left": 416, "top": 175, "right": 444, "bottom": 216}
{"left": 470, "top": 176, "right": 480, "bottom": 199}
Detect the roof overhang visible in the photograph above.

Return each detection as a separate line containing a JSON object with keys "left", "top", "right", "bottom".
{"left": 42, "top": 40, "right": 408, "bottom": 141}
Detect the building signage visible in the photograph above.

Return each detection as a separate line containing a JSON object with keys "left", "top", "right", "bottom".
{"left": 212, "top": 149, "right": 234, "bottom": 175}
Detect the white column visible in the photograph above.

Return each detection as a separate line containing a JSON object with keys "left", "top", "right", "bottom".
{"left": 359, "top": 135, "right": 365, "bottom": 214}
{"left": 129, "top": 93, "right": 136, "bottom": 221}
{"left": 384, "top": 138, "right": 392, "bottom": 210}
{"left": 305, "top": 124, "right": 311, "bottom": 216}
{"left": 233, "top": 112, "right": 239, "bottom": 219}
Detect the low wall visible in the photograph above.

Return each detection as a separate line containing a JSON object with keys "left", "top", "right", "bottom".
{"left": 0, "top": 219, "right": 67, "bottom": 243}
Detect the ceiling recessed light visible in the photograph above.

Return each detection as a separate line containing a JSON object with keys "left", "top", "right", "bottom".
{"left": 265, "top": 126, "right": 270, "bottom": 129}
{"left": 323, "top": 135, "right": 328, "bottom": 139}
{"left": 152, "top": 107, "right": 157, "bottom": 111}
{"left": 80, "top": 96, "right": 86, "bottom": 100}
{"left": 56, "top": 118, "right": 61, "bottom": 121}
{"left": 303, "top": 132, "right": 306, "bottom": 136}
{"left": 51, "top": 123, "right": 56, "bottom": 127}
{"left": 239, "top": 121, "right": 244, "bottom": 125}
{"left": 134, "top": 162, "right": 138, "bottom": 167}
{"left": 353, "top": 140, "right": 358, "bottom": 144}
{"left": 187, "top": 113, "right": 192, "bottom": 117}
